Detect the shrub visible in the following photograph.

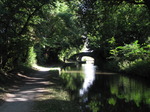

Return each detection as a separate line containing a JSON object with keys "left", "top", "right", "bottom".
{"left": 26, "top": 46, "right": 37, "bottom": 67}
{"left": 125, "top": 60, "right": 150, "bottom": 77}
{"left": 109, "top": 40, "right": 150, "bottom": 77}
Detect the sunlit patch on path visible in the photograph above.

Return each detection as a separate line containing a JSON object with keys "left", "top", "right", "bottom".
{"left": 32, "top": 64, "right": 61, "bottom": 72}
{"left": 0, "top": 66, "right": 52, "bottom": 112}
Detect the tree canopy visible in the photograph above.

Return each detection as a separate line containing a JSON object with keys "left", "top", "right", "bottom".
{"left": 0, "top": 0, "right": 149, "bottom": 77}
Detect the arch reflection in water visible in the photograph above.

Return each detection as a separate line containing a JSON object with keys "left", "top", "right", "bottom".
{"left": 81, "top": 56, "right": 94, "bottom": 64}
{"left": 79, "top": 63, "right": 96, "bottom": 96}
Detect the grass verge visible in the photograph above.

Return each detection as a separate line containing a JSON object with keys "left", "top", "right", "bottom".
{"left": 32, "top": 70, "right": 80, "bottom": 112}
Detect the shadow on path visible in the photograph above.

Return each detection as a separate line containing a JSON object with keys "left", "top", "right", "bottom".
{"left": 0, "top": 71, "right": 52, "bottom": 112}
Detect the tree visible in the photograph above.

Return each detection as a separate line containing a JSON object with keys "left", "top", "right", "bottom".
{"left": 102, "top": 0, "right": 150, "bottom": 10}
{"left": 0, "top": 0, "right": 54, "bottom": 70}
{"left": 74, "top": 0, "right": 150, "bottom": 59}
{"left": 32, "top": 1, "right": 84, "bottom": 64}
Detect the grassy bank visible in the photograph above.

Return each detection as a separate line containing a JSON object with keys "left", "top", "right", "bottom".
{"left": 124, "top": 60, "right": 150, "bottom": 77}
{"left": 32, "top": 70, "right": 80, "bottom": 112}
{"left": 100, "top": 60, "right": 150, "bottom": 78}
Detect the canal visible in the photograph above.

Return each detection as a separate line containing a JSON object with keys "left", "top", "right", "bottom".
{"left": 60, "top": 63, "right": 150, "bottom": 112}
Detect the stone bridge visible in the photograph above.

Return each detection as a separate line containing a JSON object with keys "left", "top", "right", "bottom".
{"left": 69, "top": 52, "right": 95, "bottom": 62}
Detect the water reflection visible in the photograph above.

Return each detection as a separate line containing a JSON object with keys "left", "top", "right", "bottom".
{"left": 61, "top": 64, "right": 150, "bottom": 112}
{"left": 80, "top": 64, "right": 96, "bottom": 96}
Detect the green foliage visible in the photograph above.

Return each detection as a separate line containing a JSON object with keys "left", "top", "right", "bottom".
{"left": 125, "top": 60, "right": 150, "bottom": 77}
{"left": 0, "top": 0, "right": 52, "bottom": 71}
{"left": 88, "top": 34, "right": 101, "bottom": 49}
{"left": 76, "top": 0, "right": 150, "bottom": 59}
{"left": 89, "top": 100, "right": 101, "bottom": 112}
{"left": 102, "top": 0, "right": 150, "bottom": 10}
{"left": 35, "top": 1, "right": 83, "bottom": 48}
{"left": 34, "top": 44, "right": 47, "bottom": 65}
{"left": 0, "top": 0, "right": 83, "bottom": 71}
{"left": 108, "top": 98, "right": 116, "bottom": 106}
{"left": 58, "top": 47, "right": 81, "bottom": 61}
{"left": 74, "top": 0, "right": 150, "bottom": 77}
{"left": 26, "top": 46, "right": 37, "bottom": 67}
{"left": 110, "top": 40, "right": 149, "bottom": 61}
{"left": 109, "top": 40, "right": 150, "bottom": 76}
{"left": 33, "top": 1, "right": 84, "bottom": 64}
{"left": 0, "top": 0, "right": 149, "bottom": 78}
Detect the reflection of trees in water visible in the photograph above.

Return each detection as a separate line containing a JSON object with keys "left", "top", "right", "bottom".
{"left": 60, "top": 66, "right": 150, "bottom": 112}
{"left": 111, "top": 76, "right": 150, "bottom": 106}
{"left": 110, "top": 76, "right": 150, "bottom": 110}
{"left": 80, "top": 75, "right": 150, "bottom": 112}
{"left": 60, "top": 72, "right": 84, "bottom": 100}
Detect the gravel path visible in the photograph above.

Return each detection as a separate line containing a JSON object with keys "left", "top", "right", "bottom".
{"left": 0, "top": 71, "right": 50, "bottom": 112}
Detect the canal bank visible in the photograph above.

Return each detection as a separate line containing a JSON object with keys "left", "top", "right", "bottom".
{"left": 94, "top": 58, "right": 150, "bottom": 79}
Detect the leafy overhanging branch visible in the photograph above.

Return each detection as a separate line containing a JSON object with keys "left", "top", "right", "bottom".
{"left": 18, "top": 4, "right": 45, "bottom": 36}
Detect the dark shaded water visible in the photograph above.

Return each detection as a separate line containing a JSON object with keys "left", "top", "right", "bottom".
{"left": 61, "top": 63, "right": 150, "bottom": 112}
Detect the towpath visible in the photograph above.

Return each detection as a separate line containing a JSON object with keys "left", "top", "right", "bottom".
{"left": 0, "top": 69, "right": 51, "bottom": 112}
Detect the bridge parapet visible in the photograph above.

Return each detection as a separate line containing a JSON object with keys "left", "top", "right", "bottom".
{"left": 69, "top": 52, "right": 95, "bottom": 62}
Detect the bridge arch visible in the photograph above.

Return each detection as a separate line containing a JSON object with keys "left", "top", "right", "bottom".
{"left": 69, "top": 52, "right": 95, "bottom": 64}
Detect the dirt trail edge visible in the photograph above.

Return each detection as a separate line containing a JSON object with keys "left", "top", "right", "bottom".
{"left": 0, "top": 70, "right": 51, "bottom": 112}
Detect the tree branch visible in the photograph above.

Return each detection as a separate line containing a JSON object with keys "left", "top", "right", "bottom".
{"left": 18, "top": 4, "right": 45, "bottom": 36}
{"left": 126, "top": 1, "right": 145, "bottom": 5}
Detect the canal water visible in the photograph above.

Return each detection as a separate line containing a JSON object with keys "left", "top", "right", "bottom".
{"left": 61, "top": 63, "right": 150, "bottom": 112}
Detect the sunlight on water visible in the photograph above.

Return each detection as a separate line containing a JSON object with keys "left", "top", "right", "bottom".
{"left": 81, "top": 56, "right": 94, "bottom": 64}
{"left": 79, "top": 64, "right": 96, "bottom": 96}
